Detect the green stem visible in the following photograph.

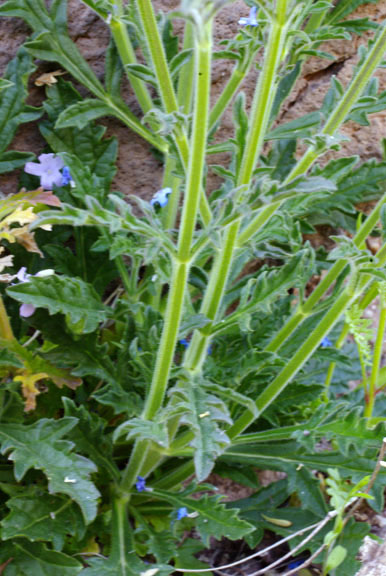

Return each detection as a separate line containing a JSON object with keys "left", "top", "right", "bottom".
{"left": 110, "top": 494, "right": 132, "bottom": 574}
{"left": 286, "top": 23, "right": 386, "bottom": 182}
{"left": 239, "top": 23, "right": 386, "bottom": 246}
{"left": 121, "top": 19, "right": 213, "bottom": 490}
{"left": 115, "top": 256, "right": 132, "bottom": 295}
{"left": 209, "top": 48, "right": 256, "bottom": 131}
{"left": 183, "top": 0, "right": 290, "bottom": 372}
{"left": 109, "top": 17, "right": 154, "bottom": 114}
{"left": 365, "top": 303, "right": 386, "bottom": 419}
{"left": 266, "top": 190, "right": 386, "bottom": 353}
{"left": 228, "top": 287, "right": 357, "bottom": 438}
{"left": 0, "top": 294, "right": 14, "bottom": 341}
{"left": 239, "top": 0, "right": 289, "bottom": 186}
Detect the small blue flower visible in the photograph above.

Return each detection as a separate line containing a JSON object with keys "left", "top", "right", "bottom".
{"left": 238, "top": 6, "right": 258, "bottom": 27}
{"left": 179, "top": 338, "right": 189, "bottom": 348}
{"left": 61, "top": 166, "right": 72, "bottom": 186}
{"left": 288, "top": 558, "right": 303, "bottom": 573}
{"left": 207, "top": 344, "right": 213, "bottom": 355}
{"left": 321, "top": 337, "right": 333, "bottom": 348}
{"left": 136, "top": 476, "right": 147, "bottom": 492}
{"left": 150, "top": 187, "right": 172, "bottom": 208}
{"left": 177, "top": 507, "right": 188, "bottom": 520}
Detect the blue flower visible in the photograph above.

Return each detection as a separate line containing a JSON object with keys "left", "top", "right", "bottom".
{"left": 288, "top": 558, "right": 303, "bottom": 573}
{"left": 61, "top": 166, "right": 73, "bottom": 186}
{"left": 150, "top": 187, "right": 172, "bottom": 208}
{"left": 24, "top": 153, "right": 64, "bottom": 189}
{"left": 321, "top": 337, "right": 333, "bottom": 348}
{"left": 177, "top": 507, "right": 188, "bottom": 520}
{"left": 136, "top": 476, "right": 147, "bottom": 492}
{"left": 238, "top": 6, "right": 258, "bottom": 27}
{"left": 179, "top": 338, "right": 189, "bottom": 348}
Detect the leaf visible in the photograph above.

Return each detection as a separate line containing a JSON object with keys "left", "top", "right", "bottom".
{"left": 0, "top": 541, "right": 82, "bottom": 576}
{"left": 0, "top": 150, "right": 35, "bottom": 174}
{"left": 266, "top": 111, "right": 321, "bottom": 141}
{"left": 55, "top": 99, "right": 113, "bottom": 130}
{"left": 113, "top": 418, "right": 169, "bottom": 448}
{"left": 287, "top": 466, "right": 328, "bottom": 518}
{"left": 7, "top": 275, "right": 108, "bottom": 334}
{"left": 224, "top": 442, "right": 386, "bottom": 490}
{"left": 0, "top": 46, "right": 42, "bottom": 160}
{"left": 152, "top": 488, "right": 254, "bottom": 546}
{"left": 62, "top": 398, "right": 120, "bottom": 481}
{"left": 0, "top": 349, "right": 23, "bottom": 369}
{"left": 1, "top": 489, "right": 85, "bottom": 550}
{"left": 125, "top": 64, "right": 157, "bottom": 87}
{"left": 80, "top": 555, "right": 173, "bottom": 576}
{"left": 325, "top": 545, "right": 347, "bottom": 572}
{"left": 171, "top": 381, "right": 232, "bottom": 480}
{"left": 0, "top": 418, "right": 100, "bottom": 523}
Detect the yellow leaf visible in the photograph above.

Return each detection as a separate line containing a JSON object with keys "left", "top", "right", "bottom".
{"left": 261, "top": 514, "right": 293, "bottom": 527}
{"left": 35, "top": 69, "right": 66, "bottom": 86}
{"left": 14, "top": 372, "right": 49, "bottom": 412}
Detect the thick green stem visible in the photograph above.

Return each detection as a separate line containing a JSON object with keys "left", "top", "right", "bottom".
{"left": 228, "top": 287, "right": 357, "bottom": 438}
{"left": 135, "top": 0, "right": 211, "bottom": 225}
{"left": 121, "top": 20, "right": 212, "bottom": 490}
{"left": 239, "top": 0, "right": 289, "bottom": 186}
{"left": 109, "top": 11, "right": 153, "bottom": 114}
{"left": 110, "top": 494, "right": 132, "bottom": 574}
{"left": 0, "top": 295, "right": 14, "bottom": 341}
{"left": 209, "top": 48, "right": 256, "bottom": 131}
{"left": 183, "top": 0, "right": 290, "bottom": 373}
{"left": 266, "top": 190, "right": 386, "bottom": 353}
{"left": 365, "top": 302, "right": 386, "bottom": 419}
{"left": 287, "top": 23, "right": 386, "bottom": 182}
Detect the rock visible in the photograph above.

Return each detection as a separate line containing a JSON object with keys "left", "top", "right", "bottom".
{"left": 0, "top": 0, "right": 385, "bottom": 198}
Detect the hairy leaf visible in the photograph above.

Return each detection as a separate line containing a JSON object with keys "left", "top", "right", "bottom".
{"left": 0, "top": 541, "right": 82, "bottom": 575}
{"left": 56, "top": 99, "right": 113, "bottom": 130}
{"left": 0, "top": 418, "right": 100, "bottom": 523}
{"left": 1, "top": 489, "right": 85, "bottom": 550}
{"left": 7, "top": 275, "right": 108, "bottom": 334}
{"left": 153, "top": 488, "right": 254, "bottom": 546}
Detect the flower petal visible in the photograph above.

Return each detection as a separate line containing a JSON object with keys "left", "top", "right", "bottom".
{"left": 19, "top": 303, "right": 36, "bottom": 318}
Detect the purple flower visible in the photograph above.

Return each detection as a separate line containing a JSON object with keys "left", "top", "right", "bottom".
{"left": 238, "top": 6, "right": 258, "bottom": 27}
{"left": 15, "top": 267, "right": 55, "bottom": 318}
{"left": 24, "top": 154, "right": 65, "bottom": 189}
{"left": 177, "top": 507, "right": 188, "bottom": 520}
{"left": 61, "top": 166, "right": 73, "bottom": 186}
{"left": 150, "top": 187, "right": 172, "bottom": 208}
{"left": 136, "top": 476, "right": 147, "bottom": 492}
{"left": 321, "top": 337, "right": 333, "bottom": 348}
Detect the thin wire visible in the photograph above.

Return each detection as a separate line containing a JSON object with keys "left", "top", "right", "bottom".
{"left": 172, "top": 517, "right": 333, "bottom": 573}
{"left": 279, "top": 543, "right": 325, "bottom": 576}
{"left": 248, "top": 512, "right": 334, "bottom": 576}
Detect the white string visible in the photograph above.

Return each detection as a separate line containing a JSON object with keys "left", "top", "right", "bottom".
{"left": 172, "top": 512, "right": 337, "bottom": 573}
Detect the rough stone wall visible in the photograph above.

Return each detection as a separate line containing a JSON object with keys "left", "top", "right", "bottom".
{"left": 0, "top": 0, "right": 385, "bottom": 198}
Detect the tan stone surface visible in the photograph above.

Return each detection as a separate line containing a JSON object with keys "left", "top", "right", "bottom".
{"left": 0, "top": 0, "right": 385, "bottom": 198}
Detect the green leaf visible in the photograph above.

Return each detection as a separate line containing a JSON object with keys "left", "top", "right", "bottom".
{"left": 125, "top": 63, "right": 157, "bottom": 87}
{"left": 0, "top": 47, "right": 42, "bottom": 158}
{"left": 56, "top": 99, "right": 113, "bottom": 130}
{"left": 113, "top": 418, "right": 169, "bottom": 448}
{"left": 1, "top": 489, "right": 85, "bottom": 551}
{"left": 337, "top": 518, "right": 370, "bottom": 576}
{"left": 7, "top": 275, "right": 108, "bottom": 334}
{"left": 152, "top": 488, "right": 254, "bottom": 546}
{"left": 0, "top": 418, "right": 100, "bottom": 523}
{"left": 0, "top": 150, "right": 35, "bottom": 174}
{"left": 62, "top": 398, "right": 120, "bottom": 481}
{"left": 1, "top": 541, "right": 82, "bottom": 576}
{"left": 266, "top": 111, "right": 321, "bottom": 141}
{"left": 224, "top": 442, "right": 386, "bottom": 488}
{"left": 171, "top": 381, "right": 232, "bottom": 480}
{"left": 287, "top": 466, "right": 328, "bottom": 517}
{"left": 78, "top": 0, "right": 110, "bottom": 17}
{"left": 325, "top": 545, "right": 347, "bottom": 572}
{"left": 0, "top": 348, "right": 23, "bottom": 368}
{"left": 80, "top": 557, "right": 173, "bottom": 576}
